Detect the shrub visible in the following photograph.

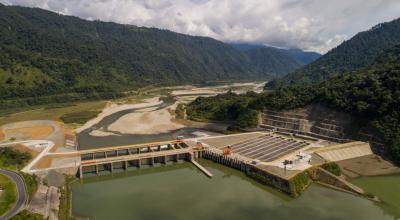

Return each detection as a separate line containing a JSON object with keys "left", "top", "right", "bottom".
{"left": 0, "top": 147, "right": 31, "bottom": 168}
{"left": 60, "top": 110, "right": 101, "bottom": 124}
{"left": 321, "top": 162, "right": 342, "bottom": 176}
{"left": 289, "top": 171, "right": 311, "bottom": 197}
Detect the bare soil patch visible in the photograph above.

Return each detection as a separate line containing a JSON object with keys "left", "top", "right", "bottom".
{"left": 33, "top": 156, "right": 53, "bottom": 169}
{"left": 0, "top": 129, "right": 4, "bottom": 141}
{"left": 108, "top": 108, "right": 184, "bottom": 135}
{"left": 4, "top": 126, "right": 53, "bottom": 140}
{"left": 338, "top": 154, "right": 400, "bottom": 178}
{"left": 76, "top": 97, "right": 161, "bottom": 133}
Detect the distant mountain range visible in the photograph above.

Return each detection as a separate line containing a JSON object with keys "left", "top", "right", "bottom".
{"left": 231, "top": 43, "right": 321, "bottom": 65}
{"left": 267, "top": 17, "right": 400, "bottom": 88}
{"left": 0, "top": 3, "right": 316, "bottom": 105}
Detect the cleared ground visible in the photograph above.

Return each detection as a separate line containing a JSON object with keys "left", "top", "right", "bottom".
{"left": 315, "top": 142, "right": 372, "bottom": 162}
{"left": 338, "top": 154, "right": 400, "bottom": 178}
{"left": 3, "top": 126, "right": 53, "bottom": 141}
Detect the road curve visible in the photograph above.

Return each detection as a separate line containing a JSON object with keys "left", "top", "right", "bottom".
{"left": 0, "top": 170, "right": 27, "bottom": 220}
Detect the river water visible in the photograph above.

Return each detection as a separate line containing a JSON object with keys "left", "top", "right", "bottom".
{"left": 71, "top": 160, "right": 400, "bottom": 220}
{"left": 77, "top": 96, "right": 221, "bottom": 149}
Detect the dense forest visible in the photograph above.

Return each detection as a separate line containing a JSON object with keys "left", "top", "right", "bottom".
{"left": 0, "top": 4, "right": 315, "bottom": 108}
{"left": 187, "top": 45, "right": 400, "bottom": 162}
{"left": 267, "top": 17, "right": 400, "bottom": 88}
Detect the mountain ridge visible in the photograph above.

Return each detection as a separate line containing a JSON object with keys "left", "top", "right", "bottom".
{"left": 0, "top": 3, "right": 315, "bottom": 106}
{"left": 230, "top": 43, "right": 321, "bottom": 65}
{"left": 266, "top": 17, "right": 400, "bottom": 88}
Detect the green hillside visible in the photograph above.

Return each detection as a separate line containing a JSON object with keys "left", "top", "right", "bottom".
{"left": 267, "top": 18, "right": 400, "bottom": 88}
{"left": 187, "top": 45, "right": 400, "bottom": 161}
{"left": 244, "top": 47, "right": 302, "bottom": 76}
{"left": 0, "top": 4, "right": 311, "bottom": 108}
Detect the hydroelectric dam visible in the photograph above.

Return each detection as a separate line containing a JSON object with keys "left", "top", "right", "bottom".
{"left": 41, "top": 131, "right": 372, "bottom": 197}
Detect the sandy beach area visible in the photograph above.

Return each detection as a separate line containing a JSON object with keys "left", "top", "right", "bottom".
{"left": 77, "top": 82, "right": 266, "bottom": 137}
{"left": 171, "top": 82, "right": 266, "bottom": 96}
{"left": 76, "top": 97, "right": 162, "bottom": 133}
{"left": 108, "top": 108, "right": 184, "bottom": 135}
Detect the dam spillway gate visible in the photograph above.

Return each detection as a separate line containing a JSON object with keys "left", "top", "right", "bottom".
{"left": 78, "top": 140, "right": 203, "bottom": 178}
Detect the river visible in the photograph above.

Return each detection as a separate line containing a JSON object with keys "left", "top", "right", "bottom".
{"left": 77, "top": 82, "right": 265, "bottom": 149}
{"left": 71, "top": 160, "right": 400, "bottom": 220}
{"left": 77, "top": 96, "right": 221, "bottom": 149}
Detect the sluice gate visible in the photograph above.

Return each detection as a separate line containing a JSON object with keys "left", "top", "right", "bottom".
{"left": 78, "top": 140, "right": 200, "bottom": 178}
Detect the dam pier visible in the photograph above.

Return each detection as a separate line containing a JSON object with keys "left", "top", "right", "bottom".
{"left": 79, "top": 140, "right": 204, "bottom": 178}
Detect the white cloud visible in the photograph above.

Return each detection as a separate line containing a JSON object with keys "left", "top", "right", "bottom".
{"left": 1, "top": 0, "right": 400, "bottom": 53}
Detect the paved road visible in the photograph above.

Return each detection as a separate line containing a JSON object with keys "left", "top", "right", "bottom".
{"left": 0, "top": 170, "right": 27, "bottom": 220}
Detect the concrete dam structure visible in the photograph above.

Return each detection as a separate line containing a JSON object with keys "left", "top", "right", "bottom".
{"left": 78, "top": 140, "right": 204, "bottom": 178}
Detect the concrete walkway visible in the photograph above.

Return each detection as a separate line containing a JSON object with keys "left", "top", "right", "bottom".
{"left": 191, "top": 160, "right": 213, "bottom": 177}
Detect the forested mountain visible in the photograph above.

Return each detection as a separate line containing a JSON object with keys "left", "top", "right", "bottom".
{"left": 231, "top": 43, "right": 321, "bottom": 65}
{"left": 243, "top": 47, "right": 302, "bottom": 75}
{"left": 267, "top": 17, "right": 400, "bottom": 88}
{"left": 187, "top": 45, "right": 400, "bottom": 161}
{"left": 281, "top": 49, "right": 321, "bottom": 65}
{"left": 0, "top": 4, "right": 311, "bottom": 107}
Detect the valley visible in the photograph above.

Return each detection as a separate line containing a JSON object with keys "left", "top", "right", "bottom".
{"left": 0, "top": 2, "right": 399, "bottom": 220}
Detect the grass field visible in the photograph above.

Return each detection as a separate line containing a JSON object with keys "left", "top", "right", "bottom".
{"left": 10, "top": 210, "right": 46, "bottom": 220}
{"left": 60, "top": 110, "right": 102, "bottom": 124}
{"left": 0, "top": 101, "right": 107, "bottom": 126}
{"left": 0, "top": 173, "right": 17, "bottom": 217}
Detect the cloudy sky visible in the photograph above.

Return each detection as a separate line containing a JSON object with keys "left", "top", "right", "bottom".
{"left": 2, "top": 0, "right": 400, "bottom": 53}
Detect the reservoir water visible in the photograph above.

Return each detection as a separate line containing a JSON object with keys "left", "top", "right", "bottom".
{"left": 71, "top": 160, "right": 400, "bottom": 220}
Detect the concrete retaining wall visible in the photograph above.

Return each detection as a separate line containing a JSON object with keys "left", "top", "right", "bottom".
{"left": 310, "top": 167, "right": 364, "bottom": 195}
{"left": 316, "top": 142, "right": 372, "bottom": 162}
{"left": 202, "top": 150, "right": 294, "bottom": 196}
{"left": 247, "top": 166, "right": 292, "bottom": 195}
